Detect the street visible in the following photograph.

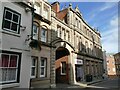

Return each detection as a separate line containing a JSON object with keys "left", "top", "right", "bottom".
{"left": 86, "top": 79, "right": 120, "bottom": 90}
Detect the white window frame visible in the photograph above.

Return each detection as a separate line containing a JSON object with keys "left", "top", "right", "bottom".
{"left": 33, "top": 24, "right": 39, "bottom": 40}
{"left": 40, "top": 57, "right": 47, "bottom": 77}
{"left": 0, "top": 53, "right": 19, "bottom": 84}
{"left": 61, "top": 62, "right": 66, "bottom": 75}
{"left": 30, "top": 57, "right": 37, "bottom": 78}
{"left": 2, "top": 7, "right": 20, "bottom": 34}
{"left": 41, "top": 28, "right": 47, "bottom": 42}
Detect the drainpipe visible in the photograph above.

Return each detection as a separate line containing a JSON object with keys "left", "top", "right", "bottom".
{"left": 31, "top": 0, "right": 35, "bottom": 40}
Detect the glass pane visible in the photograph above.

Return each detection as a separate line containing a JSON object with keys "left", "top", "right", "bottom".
{"left": 9, "top": 55, "right": 17, "bottom": 67}
{"left": 1, "top": 54, "right": 9, "bottom": 67}
{"left": 3, "top": 20, "right": 11, "bottom": 29}
{"left": 11, "top": 23, "right": 18, "bottom": 32}
{"left": 5, "top": 11, "right": 12, "bottom": 20}
{"left": 7, "top": 68, "right": 16, "bottom": 81}
{"left": 41, "top": 60, "right": 44, "bottom": 66}
{"left": 13, "top": 14, "right": 19, "bottom": 23}
{"left": 62, "top": 62, "right": 66, "bottom": 73}
{"left": 31, "top": 67, "right": 35, "bottom": 76}
{"left": 41, "top": 29, "right": 47, "bottom": 42}
{"left": 40, "top": 67, "right": 44, "bottom": 75}
{"left": 33, "top": 25, "right": 37, "bottom": 33}
{"left": 0, "top": 69, "right": 2, "bottom": 82}
{"left": 32, "top": 58, "right": 36, "bottom": 66}
{"left": 2, "top": 68, "right": 7, "bottom": 82}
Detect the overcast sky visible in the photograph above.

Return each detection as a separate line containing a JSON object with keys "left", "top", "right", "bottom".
{"left": 49, "top": 0, "right": 119, "bottom": 54}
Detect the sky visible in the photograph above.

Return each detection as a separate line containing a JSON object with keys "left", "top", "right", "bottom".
{"left": 49, "top": 0, "right": 119, "bottom": 54}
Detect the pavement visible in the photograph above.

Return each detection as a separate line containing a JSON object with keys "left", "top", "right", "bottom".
{"left": 55, "top": 78, "right": 119, "bottom": 89}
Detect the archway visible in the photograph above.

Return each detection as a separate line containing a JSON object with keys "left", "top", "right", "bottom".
{"left": 55, "top": 47, "right": 70, "bottom": 84}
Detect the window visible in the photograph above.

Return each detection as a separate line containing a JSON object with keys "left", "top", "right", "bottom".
{"left": 2, "top": 7, "right": 21, "bottom": 34}
{"left": 61, "top": 62, "right": 66, "bottom": 75}
{"left": 0, "top": 52, "right": 21, "bottom": 84}
{"left": 75, "top": 18, "right": 77, "bottom": 27}
{"left": 34, "top": 3, "right": 41, "bottom": 15}
{"left": 40, "top": 57, "right": 47, "bottom": 77}
{"left": 79, "top": 37, "right": 82, "bottom": 51}
{"left": 57, "top": 26, "right": 61, "bottom": 37}
{"left": 33, "top": 24, "right": 39, "bottom": 40}
{"left": 62, "top": 28, "right": 65, "bottom": 40}
{"left": 66, "top": 31, "right": 69, "bottom": 41}
{"left": 31, "top": 57, "right": 37, "bottom": 78}
{"left": 43, "top": 6, "right": 49, "bottom": 19}
{"left": 41, "top": 28, "right": 47, "bottom": 42}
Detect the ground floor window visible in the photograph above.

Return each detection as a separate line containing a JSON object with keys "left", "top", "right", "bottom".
{"left": 61, "top": 62, "right": 66, "bottom": 75}
{"left": 0, "top": 51, "right": 21, "bottom": 84}
{"left": 40, "top": 57, "right": 47, "bottom": 77}
{"left": 31, "top": 57, "right": 37, "bottom": 78}
{"left": 30, "top": 57, "right": 47, "bottom": 78}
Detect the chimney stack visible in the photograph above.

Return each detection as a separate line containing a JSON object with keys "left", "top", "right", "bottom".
{"left": 51, "top": 1, "right": 60, "bottom": 13}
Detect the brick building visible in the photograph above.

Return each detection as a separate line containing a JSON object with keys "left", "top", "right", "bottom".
{"left": 114, "top": 52, "right": 120, "bottom": 78}
{"left": 106, "top": 54, "right": 117, "bottom": 79}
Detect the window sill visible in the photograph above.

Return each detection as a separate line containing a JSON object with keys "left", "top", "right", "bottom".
{"left": 30, "top": 77, "right": 50, "bottom": 82}
{"left": 0, "top": 83, "right": 20, "bottom": 89}
{"left": 1, "top": 30, "right": 21, "bottom": 37}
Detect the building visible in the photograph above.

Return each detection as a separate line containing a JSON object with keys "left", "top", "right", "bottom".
{"left": 103, "top": 50, "right": 108, "bottom": 79}
{"left": 51, "top": 2, "right": 103, "bottom": 85}
{"left": 0, "top": 1, "right": 33, "bottom": 88}
{"left": 114, "top": 52, "right": 120, "bottom": 78}
{"left": 28, "top": 0, "right": 52, "bottom": 88}
{"left": 0, "top": 0, "right": 104, "bottom": 89}
{"left": 106, "top": 54, "right": 117, "bottom": 79}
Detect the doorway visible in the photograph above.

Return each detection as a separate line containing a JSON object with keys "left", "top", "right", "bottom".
{"left": 55, "top": 47, "right": 70, "bottom": 83}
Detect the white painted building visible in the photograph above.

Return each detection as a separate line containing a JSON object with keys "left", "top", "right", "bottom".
{"left": 0, "top": 1, "right": 33, "bottom": 88}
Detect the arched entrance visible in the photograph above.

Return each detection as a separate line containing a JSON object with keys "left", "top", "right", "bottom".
{"left": 55, "top": 47, "right": 70, "bottom": 83}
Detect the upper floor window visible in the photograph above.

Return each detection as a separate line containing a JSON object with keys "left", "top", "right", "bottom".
{"left": 33, "top": 24, "right": 39, "bottom": 40}
{"left": 43, "top": 6, "right": 49, "bottom": 19}
{"left": 41, "top": 28, "right": 47, "bottom": 42}
{"left": 34, "top": 3, "right": 41, "bottom": 15}
{"left": 2, "top": 7, "right": 21, "bottom": 34}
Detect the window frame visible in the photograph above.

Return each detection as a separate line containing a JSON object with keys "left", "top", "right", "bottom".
{"left": 30, "top": 57, "right": 37, "bottom": 78}
{"left": 43, "top": 5, "right": 49, "bottom": 20}
{"left": 40, "top": 57, "right": 47, "bottom": 78}
{"left": 2, "top": 7, "right": 21, "bottom": 34}
{"left": 41, "top": 28, "right": 47, "bottom": 43}
{"left": 61, "top": 62, "right": 66, "bottom": 75}
{"left": 33, "top": 24, "right": 39, "bottom": 40}
{"left": 0, "top": 51, "right": 21, "bottom": 85}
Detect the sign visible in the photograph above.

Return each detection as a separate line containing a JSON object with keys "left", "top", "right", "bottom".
{"left": 75, "top": 59, "right": 83, "bottom": 65}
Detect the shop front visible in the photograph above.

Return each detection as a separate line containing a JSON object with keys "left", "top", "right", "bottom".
{"left": 75, "top": 59, "right": 84, "bottom": 82}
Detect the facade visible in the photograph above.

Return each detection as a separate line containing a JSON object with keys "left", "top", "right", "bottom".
{"left": 51, "top": 2, "right": 103, "bottom": 85}
{"left": 106, "top": 54, "right": 117, "bottom": 79}
{"left": 103, "top": 50, "right": 108, "bottom": 79}
{"left": 0, "top": 0, "right": 104, "bottom": 89}
{"left": 29, "top": 0, "right": 52, "bottom": 88}
{"left": 114, "top": 52, "right": 120, "bottom": 78}
{"left": 0, "top": 1, "right": 33, "bottom": 88}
